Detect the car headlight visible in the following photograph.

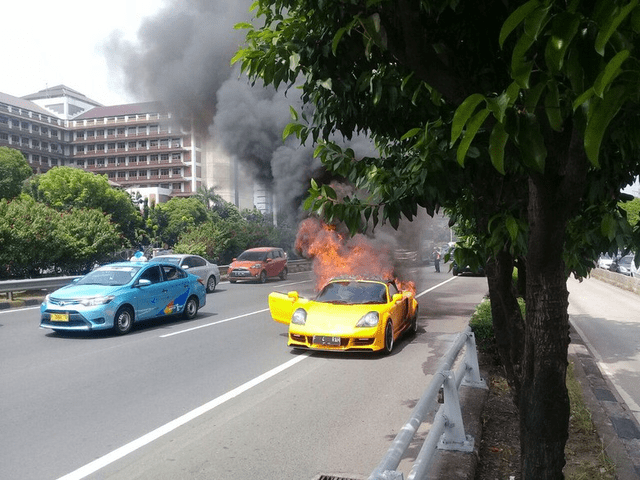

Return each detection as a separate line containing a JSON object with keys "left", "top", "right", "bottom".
{"left": 78, "top": 295, "right": 115, "bottom": 306}
{"left": 291, "top": 308, "right": 307, "bottom": 325}
{"left": 251, "top": 263, "right": 262, "bottom": 269}
{"left": 356, "top": 311, "right": 379, "bottom": 327}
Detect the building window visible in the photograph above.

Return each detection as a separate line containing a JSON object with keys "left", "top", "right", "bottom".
{"left": 107, "top": 129, "right": 115, "bottom": 136}
{"left": 139, "top": 170, "right": 147, "bottom": 177}
{"left": 150, "top": 139, "right": 158, "bottom": 147}
{"left": 172, "top": 183, "right": 181, "bottom": 191}
{"left": 128, "top": 141, "right": 136, "bottom": 149}
{"left": 172, "top": 153, "right": 181, "bottom": 160}
{"left": 150, "top": 154, "right": 159, "bottom": 162}
{"left": 108, "top": 157, "right": 116, "bottom": 165}
{"left": 172, "top": 138, "right": 181, "bottom": 147}
{"left": 117, "top": 128, "right": 125, "bottom": 135}
{"left": 97, "top": 144, "right": 105, "bottom": 152}
{"left": 117, "top": 142, "right": 125, "bottom": 149}
{"left": 76, "top": 146, "right": 84, "bottom": 154}
{"left": 139, "top": 155, "right": 147, "bottom": 163}
{"left": 87, "top": 130, "right": 95, "bottom": 138}
{"left": 160, "top": 139, "right": 169, "bottom": 148}
{"left": 108, "top": 172, "right": 116, "bottom": 179}
{"left": 87, "top": 159, "right": 95, "bottom": 166}
{"left": 117, "top": 157, "right": 125, "bottom": 165}
{"left": 161, "top": 154, "right": 169, "bottom": 161}
{"left": 118, "top": 171, "right": 126, "bottom": 178}
{"left": 97, "top": 158, "right": 105, "bottom": 167}
{"left": 76, "top": 131, "right": 84, "bottom": 140}
{"left": 87, "top": 145, "right": 95, "bottom": 152}
{"left": 51, "top": 130, "right": 58, "bottom": 138}
{"left": 138, "top": 140, "right": 147, "bottom": 148}
{"left": 172, "top": 168, "right": 181, "bottom": 175}
{"left": 42, "top": 127, "right": 48, "bottom": 135}
{"left": 151, "top": 170, "right": 159, "bottom": 177}
{"left": 161, "top": 169, "right": 169, "bottom": 176}
{"left": 97, "top": 129, "right": 104, "bottom": 137}
{"left": 107, "top": 143, "right": 116, "bottom": 150}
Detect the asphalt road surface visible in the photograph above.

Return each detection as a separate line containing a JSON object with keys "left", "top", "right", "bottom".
{"left": 568, "top": 276, "right": 640, "bottom": 425}
{"left": 1, "top": 266, "right": 488, "bottom": 480}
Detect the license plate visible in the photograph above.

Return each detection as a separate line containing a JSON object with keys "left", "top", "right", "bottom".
{"left": 50, "top": 313, "right": 69, "bottom": 322}
{"left": 313, "top": 335, "right": 341, "bottom": 346}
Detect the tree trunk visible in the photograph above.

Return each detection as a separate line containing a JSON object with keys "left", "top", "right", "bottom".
{"left": 519, "top": 173, "right": 573, "bottom": 479}
{"left": 484, "top": 250, "right": 524, "bottom": 399}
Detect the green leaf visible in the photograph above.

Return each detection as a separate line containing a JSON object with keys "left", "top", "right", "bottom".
{"left": 516, "top": 113, "right": 546, "bottom": 172}
{"left": 456, "top": 109, "right": 490, "bottom": 166}
{"left": 593, "top": 50, "right": 630, "bottom": 97}
{"left": 451, "top": 94, "right": 486, "bottom": 145}
{"left": 511, "top": 32, "right": 536, "bottom": 88}
{"left": 401, "top": 127, "right": 423, "bottom": 141}
{"left": 489, "top": 122, "right": 509, "bottom": 175}
{"left": 584, "top": 86, "right": 626, "bottom": 167}
{"left": 332, "top": 27, "right": 347, "bottom": 56}
{"left": 601, "top": 213, "right": 616, "bottom": 240}
{"left": 544, "top": 80, "right": 563, "bottom": 132}
{"left": 499, "top": 0, "right": 541, "bottom": 48}
{"left": 506, "top": 216, "right": 519, "bottom": 243}
{"left": 544, "top": 13, "right": 581, "bottom": 72}
{"left": 595, "top": 0, "right": 638, "bottom": 56}
{"left": 573, "top": 87, "right": 595, "bottom": 111}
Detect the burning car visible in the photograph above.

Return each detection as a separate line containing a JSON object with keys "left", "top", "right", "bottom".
{"left": 268, "top": 277, "right": 418, "bottom": 354}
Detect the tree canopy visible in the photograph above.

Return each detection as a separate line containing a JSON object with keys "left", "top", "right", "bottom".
{"left": 235, "top": 0, "right": 640, "bottom": 477}
{"left": 0, "top": 147, "right": 32, "bottom": 200}
{"left": 32, "top": 166, "right": 143, "bottom": 243}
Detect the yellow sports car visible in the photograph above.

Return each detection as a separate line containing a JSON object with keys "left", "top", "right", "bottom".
{"left": 268, "top": 278, "right": 419, "bottom": 354}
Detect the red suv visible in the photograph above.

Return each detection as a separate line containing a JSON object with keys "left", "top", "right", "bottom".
{"left": 228, "top": 247, "right": 288, "bottom": 283}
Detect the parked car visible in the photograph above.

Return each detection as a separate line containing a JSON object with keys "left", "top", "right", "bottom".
{"left": 597, "top": 253, "right": 614, "bottom": 269}
{"left": 228, "top": 247, "right": 288, "bottom": 283}
{"left": 268, "top": 277, "right": 418, "bottom": 354}
{"left": 40, "top": 261, "right": 206, "bottom": 335}
{"left": 149, "top": 254, "right": 220, "bottom": 292}
{"left": 609, "top": 254, "right": 636, "bottom": 277}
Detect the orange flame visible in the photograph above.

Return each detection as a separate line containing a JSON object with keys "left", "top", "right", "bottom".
{"left": 295, "top": 217, "right": 416, "bottom": 295}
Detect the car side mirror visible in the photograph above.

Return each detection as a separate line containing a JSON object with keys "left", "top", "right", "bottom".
{"left": 136, "top": 279, "right": 152, "bottom": 287}
{"left": 182, "top": 265, "right": 189, "bottom": 269}
{"left": 265, "top": 258, "right": 271, "bottom": 263}
{"left": 392, "top": 293, "right": 403, "bottom": 303}
{"left": 287, "top": 291, "right": 299, "bottom": 301}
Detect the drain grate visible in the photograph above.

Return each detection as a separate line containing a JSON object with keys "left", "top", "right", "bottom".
{"left": 312, "top": 475, "right": 365, "bottom": 480}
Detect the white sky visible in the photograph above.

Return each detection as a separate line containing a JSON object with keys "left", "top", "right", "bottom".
{"left": 1, "top": 0, "right": 165, "bottom": 106}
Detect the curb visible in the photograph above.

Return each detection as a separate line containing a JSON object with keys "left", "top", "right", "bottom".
{"left": 569, "top": 325, "right": 640, "bottom": 479}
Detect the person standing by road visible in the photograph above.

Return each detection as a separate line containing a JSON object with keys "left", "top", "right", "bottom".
{"left": 433, "top": 248, "right": 441, "bottom": 273}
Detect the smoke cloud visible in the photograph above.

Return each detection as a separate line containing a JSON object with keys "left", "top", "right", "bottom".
{"left": 103, "top": 0, "right": 452, "bottom": 260}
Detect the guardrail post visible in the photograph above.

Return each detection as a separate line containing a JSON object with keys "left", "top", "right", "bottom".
{"left": 437, "top": 370, "right": 474, "bottom": 452}
{"left": 462, "top": 331, "right": 487, "bottom": 389}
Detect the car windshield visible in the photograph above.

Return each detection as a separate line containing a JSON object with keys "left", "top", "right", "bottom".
{"left": 618, "top": 256, "right": 633, "bottom": 266}
{"left": 75, "top": 266, "right": 141, "bottom": 286}
{"left": 315, "top": 281, "right": 388, "bottom": 305}
{"left": 237, "top": 251, "right": 267, "bottom": 261}
{"left": 149, "top": 256, "right": 181, "bottom": 266}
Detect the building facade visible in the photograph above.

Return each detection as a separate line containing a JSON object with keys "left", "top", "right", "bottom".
{"left": 0, "top": 85, "right": 273, "bottom": 213}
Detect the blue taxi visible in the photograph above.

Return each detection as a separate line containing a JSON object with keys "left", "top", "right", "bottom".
{"left": 40, "top": 261, "right": 206, "bottom": 335}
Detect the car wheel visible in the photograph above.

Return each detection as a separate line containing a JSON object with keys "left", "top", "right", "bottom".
{"left": 410, "top": 307, "right": 419, "bottom": 335}
{"left": 183, "top": 296, "right": 199, "bottom": 320}
{"left": 230, "top": 279, "right": 236, "bottom": 283}
{"left": 452, "top": 267, "right": 459, "bottom": 276}
{"left": 206, "top": 275, "right": 217, "bottom": 293}
{"left": 114, "top": 306, "right": 134, "bottom": 335}
{"left": 259, "top": 270, "right": 267, "bottom": 283}
{"left": 383, "top": 321, "right": 394, "bottom": 354}
{"left": 279, "top": 267, "right": 288, "bottom": 280}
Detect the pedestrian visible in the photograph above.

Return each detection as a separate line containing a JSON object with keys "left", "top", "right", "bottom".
{"left": 434, "top": 248, "right": 441, "bottom": 273}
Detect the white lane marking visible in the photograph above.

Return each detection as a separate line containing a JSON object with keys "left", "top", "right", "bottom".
{"left": 160, "top": 309, "right": 270, "bottom": 338}
{"left": 56, "top": 352, "right": 311, "bottom": 480}
{"left": 415, "top": 276, "right": 458, "bottom": 299}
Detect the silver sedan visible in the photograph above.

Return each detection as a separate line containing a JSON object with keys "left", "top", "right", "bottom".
{"left": 150, "top": 254, "right": 221, "bottom": 292}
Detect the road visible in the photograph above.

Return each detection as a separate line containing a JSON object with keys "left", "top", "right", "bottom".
{"left": 568, "top": 276, "right": 640, "bottom": 425}
{"left": 0, "top": 266, "right": 488, "bottom": 480}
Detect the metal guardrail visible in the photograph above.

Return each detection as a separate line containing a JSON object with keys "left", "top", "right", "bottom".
{"left": 368, "top": 326, "right": 487, "bottom": 480}
{"left": 0, "top": 259, "right": 312, "bottom": 300}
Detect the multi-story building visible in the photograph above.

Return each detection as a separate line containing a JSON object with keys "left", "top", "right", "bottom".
{"left": 1, "top": 87, "right": 203, "bottom": 204}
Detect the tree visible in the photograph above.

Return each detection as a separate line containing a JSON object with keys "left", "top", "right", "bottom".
{"left": 0, "top": 196, "right": 125, "bottom": 278}
{"left": 0, "top": 147, "right": 32, "bottom": 200}
{"left": 235, "top": 1, "right": 640, "bottom": 477}
{"left": 34, "top": 166, "right": 143, "bottom": 243}
{"left": 149, "top": 196, "right": 210, "bottom": 247}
